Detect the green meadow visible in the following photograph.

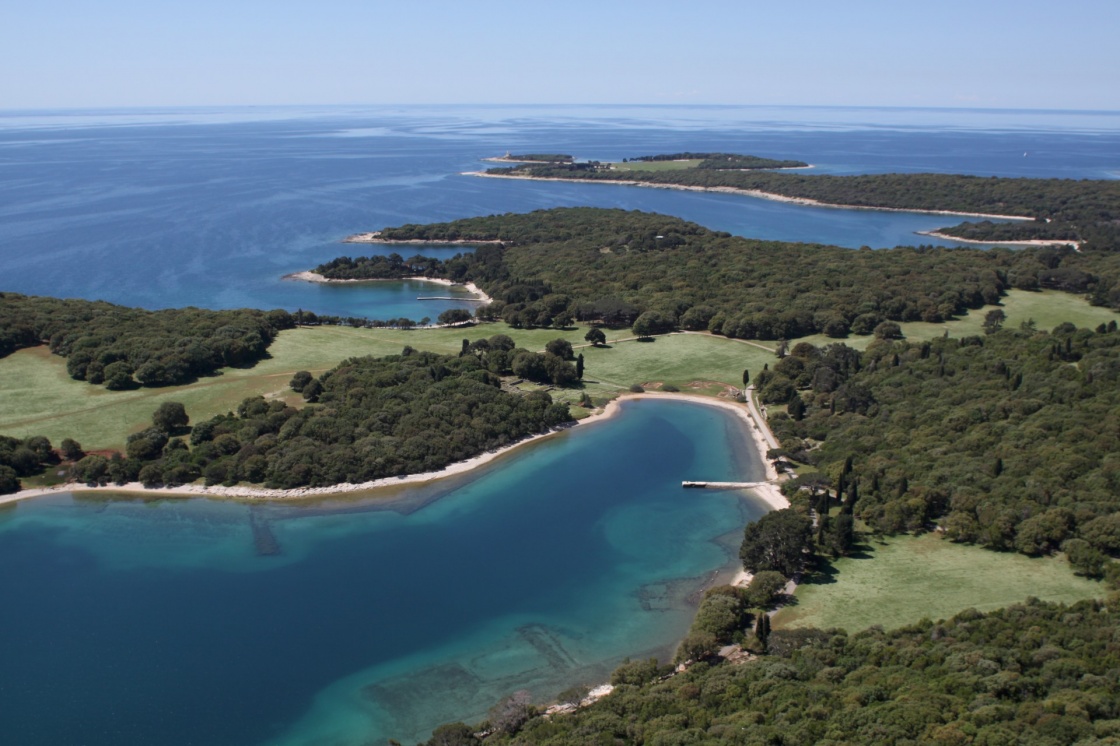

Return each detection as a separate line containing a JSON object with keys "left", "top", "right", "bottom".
{"left": 0, "top": 324, "right": 760, "bottom": 450}
{"left": 774, "top": 532, "right": 1104, "bottom": 632}
{"left": 1, "top": 289, "right": 1114, "bottom": 452}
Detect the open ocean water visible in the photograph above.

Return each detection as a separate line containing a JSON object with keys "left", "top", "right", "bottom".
{"left": 1, "top": 105, "right": 1118, "bottom": 744}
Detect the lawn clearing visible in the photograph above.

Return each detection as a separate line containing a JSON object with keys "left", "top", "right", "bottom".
{"left": 791, "top": 289, "right": 1120, "bottom": 351}
{"left": 579, "top": 333, "right": 771, "bottom": 392}
{"left": 0, "top": 323, "right": 762, "bottom": 450}
{"left": 774, "top": 532, "right": 1104, "bottom": 632}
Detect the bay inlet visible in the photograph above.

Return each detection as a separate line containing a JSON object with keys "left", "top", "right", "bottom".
{"left": 0, "top": 398, "right": 771, "bottom": 745}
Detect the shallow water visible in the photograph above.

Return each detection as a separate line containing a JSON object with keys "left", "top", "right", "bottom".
{"left": 0, "top": 399, "right": 769, "bottom": 745}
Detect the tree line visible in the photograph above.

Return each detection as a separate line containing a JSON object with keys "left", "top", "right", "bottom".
{"left": 0, "top": 293, "right": 295, "bottom": 388}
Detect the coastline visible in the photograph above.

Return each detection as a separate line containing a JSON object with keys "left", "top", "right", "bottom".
{"left": 283, "top": 271, "right": 494, "bottom": 305}
{"left": 3, "top": 392, "right": 786, "bottom": 511}
{"left": 467, "top": 171, "right": 1035, "bottom": 222}
{"left": 342, "top": 231, "right": 503, "bottom": 245}
{"left": 916, "top": 229, "right": 1082, "bottom": 248}
{"left": 576, "top": 392, "right": 787, "bottom": 512}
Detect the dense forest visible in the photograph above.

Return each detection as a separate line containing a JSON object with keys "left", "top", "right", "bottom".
{"left": 427, "top": 597, "right": 1120, "bottom": 745}
{"left": 486, "top": 158, "right": 1120, "bottom": 249}
{"left": 0, "top": 293, "right": 294, "bottom": 388}
{"left": 339, "top": 208, "right": 1119, "bottom": 339}
{"left": 68, "top": 341, "right": 574, "bottom": 490}
{"left": 757, "top": 324, "right": 1120, "bottom": 573}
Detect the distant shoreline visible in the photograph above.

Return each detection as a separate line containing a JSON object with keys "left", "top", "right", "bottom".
{"left": 466, "top": 171, "right": 1035, "bottom": 222}
{"left": 342, "top": 231, "right": 503, "bottom": 245}
{"left": 2, "top": 393, "right": 785, "bottom": 510}
{"left": 916, "top": 230, "right": 1082, "bottom": 248}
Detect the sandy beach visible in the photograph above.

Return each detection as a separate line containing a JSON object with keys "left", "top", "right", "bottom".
{"left": 467, "top": 171, "right": 1035, "bottom": 222}
{"left": 575, "top": 391, "right": 787, "bottom": 511}
{"left": 3, "top": 392, "right": 786, "bottom": 511}
{"left": 341, "top": 231, "right": 503, "bottom": 245}
{"left": 283, "top": 271, "right": 493, "bottom": 305}
{"left": 916, "top": 230, "right": 1082, "bottom": 248}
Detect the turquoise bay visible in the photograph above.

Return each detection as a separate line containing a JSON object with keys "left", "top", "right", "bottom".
{"left": 0, "top": 399, "right": 769, "bottom": 745}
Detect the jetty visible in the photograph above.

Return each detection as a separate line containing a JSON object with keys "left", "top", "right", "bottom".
{"left": 682, "top": 481, "right": 770, "bottom": 490}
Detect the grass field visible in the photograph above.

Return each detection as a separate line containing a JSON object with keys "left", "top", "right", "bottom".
{"left": 0, "top": 324, "right": 765, "bottom": 450}
{"left": 2, "top": 289, "right": 1113, "bottom": 451}
{"left": 774, "top": 532, "right": 1104, "bottom": 632}
{"left": 793, "top": 289, "right": 1120, "bottom": 350}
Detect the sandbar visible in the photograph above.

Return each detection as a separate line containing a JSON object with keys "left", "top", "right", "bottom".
{"left": 916, "top": 230, "right": 1082, "bottom": 249}
{"left": 342, "top": 231, "right": 502, "bottom": 245}
{"left": 284, "top": 271, "right": 493, "bottom": 305}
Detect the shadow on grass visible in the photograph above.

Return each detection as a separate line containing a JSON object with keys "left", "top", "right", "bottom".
{"left": 800, "top": 542, "right": 878, "bottom": 587}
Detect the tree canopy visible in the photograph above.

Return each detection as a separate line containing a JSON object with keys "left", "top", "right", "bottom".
{"left": 762, "top": 325, "right": 1120, "bottom": 566}
{"left": 104, "top": 342, "right": 574, "bottom": 490}
{"left": 0, "top": 293, "right": 293, "bottom": 388}
{"left": 443, "top": 597, "right": 1120, "bottom": 746}
{"left": 343, "top": 207, "right": 1102, "bottom": 338}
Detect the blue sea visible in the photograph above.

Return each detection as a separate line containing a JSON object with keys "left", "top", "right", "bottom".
{"left": 1, "top": 105, "right": 1118, "bottom": 744}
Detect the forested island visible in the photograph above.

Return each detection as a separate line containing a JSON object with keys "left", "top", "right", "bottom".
{"left": 483, "top": 154, "right": 1120, "bottom": 248}
{"left": 320, "top": 207, "right": 1120, "bottom": 340}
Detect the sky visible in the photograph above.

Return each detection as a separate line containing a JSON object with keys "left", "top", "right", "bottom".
{"left": 2, "top": 0, "right": 1118, "bottom": 111}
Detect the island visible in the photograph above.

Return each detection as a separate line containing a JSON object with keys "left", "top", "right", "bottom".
{"left": 302, "top": 207, "right": 1119, "bottom": 339}
{"left": 475, "top": 152, "right": 1120, "bottom": 248}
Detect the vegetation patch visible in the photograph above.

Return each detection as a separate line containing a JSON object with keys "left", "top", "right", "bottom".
{"left": 0, "top": 292, "right": 294, "bottom": 388}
